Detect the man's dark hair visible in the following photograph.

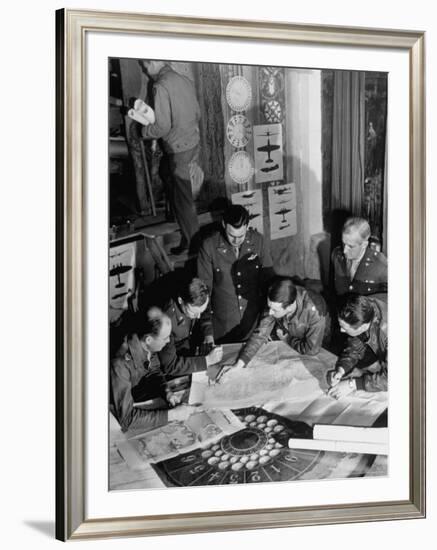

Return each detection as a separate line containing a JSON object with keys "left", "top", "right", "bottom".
{"left": 128, "top": 306, "right": 166, "bottom": 340}
{"left": 337, "top": 294, "right": 375, "bottom": 328}
{"left": 178, "top": 277, "right": 209, "bottom": 307}
{"left": 267, "top": 277, "right": 297, "bottom": 307}
{"left": 222, "top": 204, "right": 249, "bottom": 228}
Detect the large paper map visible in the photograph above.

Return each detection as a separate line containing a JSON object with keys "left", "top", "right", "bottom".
{"left": 189, "top": 341, "right": 387, "bottom": 428}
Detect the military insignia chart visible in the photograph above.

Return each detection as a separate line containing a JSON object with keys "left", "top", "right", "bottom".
{"left": 263, "top": 100, "right": 283, "bottom": 123}
{"left": 226, "top": 75, "right": 252, "bottom": 112}
{"left": 226, "top": 115, "right": 252, "bottom": 148}
{"left": 152, "top": 407, "right": 322, "bottom": 486}
{"left": 228, "top": 150, "right": 254, "bottom": 184}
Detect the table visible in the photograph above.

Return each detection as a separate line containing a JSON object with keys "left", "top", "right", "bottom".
{"left": 110, "top": 341, "right": 388, "bottom": 490}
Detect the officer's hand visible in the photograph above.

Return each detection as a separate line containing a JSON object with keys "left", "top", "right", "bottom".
{"left": 326, "top": 367, "right": 345, "bottom": 388}
{"left": 199, "top": 336, "right": 215, "bottom": 356}
{"left": 205, "top": 346, "right": 223, "bottom": 366}
{"left": 206, "top": 364, "right": 230, "bottom": 384}
{"left": 275, "top": 328, "right": 287, "bottom": 341}
{"left": 168, "top": 404, "right": 197, "bottom": 423}
{"left": 327, "top": 379, "right": 356, "bottom": 400}
{"left": 166, "top": 390, "right": 183, "bottom": 408}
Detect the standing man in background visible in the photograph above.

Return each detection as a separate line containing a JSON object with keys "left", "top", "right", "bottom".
{"left": 138, "top": 60, "right": 202, "bottom": 255}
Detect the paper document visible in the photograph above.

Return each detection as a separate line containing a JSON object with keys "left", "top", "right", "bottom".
{"left": 116, "top": 408, "right": 244, "bottom": 469}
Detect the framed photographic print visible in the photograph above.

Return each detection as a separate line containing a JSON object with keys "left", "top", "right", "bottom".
{"left": 56, "top": 9, "right": 426, "bottom": 541}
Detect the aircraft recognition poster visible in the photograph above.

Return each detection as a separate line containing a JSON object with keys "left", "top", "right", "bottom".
{"left": 253, "top": 123, "right": 284, "bottom": 183}
{"left": 232, "top": 189, "right": 264, "bottom": 234}
{"left": 268, "top": 183, "right": 297, "bottom": 239}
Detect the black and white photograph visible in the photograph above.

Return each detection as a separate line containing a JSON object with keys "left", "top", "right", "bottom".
{"left": 108, "top": 58, "right": 389, "bottom": 490}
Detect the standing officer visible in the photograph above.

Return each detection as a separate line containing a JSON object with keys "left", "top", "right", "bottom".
{"left": 331, "top": 217, "right": 387, "bottom": 296}
{"left": 139, "top": 60, "right": 201, "bottom": 254}
{"left": 197, "top": 204, "right": 274, "bottom": 343}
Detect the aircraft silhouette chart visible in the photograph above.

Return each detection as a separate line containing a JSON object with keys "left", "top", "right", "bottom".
{"left": 279, "top": 223, "right": 291, "bottom": 230}
{"left": 256, "top": 130, "right": 280, "bottom": 163}
{"left": 273, "top": 186, "right": 292, "bottom": 195}
{"left": 274, "top": 207, "right": 293, "bottom": 223}
{"left": 110, "top": 263, "right": 132, "bottom": 288}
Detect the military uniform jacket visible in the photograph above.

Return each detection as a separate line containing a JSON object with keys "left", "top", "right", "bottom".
{"left": 238, "top": 286, "right": 329, "bottom": 365}
{"left": 332, "top": 245, "right": 388, "bottom": 296}
{"left": 158, "top": 298, "right": 211, "bottom": 375}
{"left": 141, "top": 65, "right": 201, "bottom": 154}
{"left": 110, "top": 335, "right": 168, "bottom": 433}
{"left": 336, "top": 297, "right": 388, "bottom": 392}
{"left": 197, "top": 227, "right": 273, "bottom": 342}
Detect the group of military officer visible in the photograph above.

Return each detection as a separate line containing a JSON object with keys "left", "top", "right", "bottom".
{"left": 110, "top": 204, "right": 388, "bottom": 433}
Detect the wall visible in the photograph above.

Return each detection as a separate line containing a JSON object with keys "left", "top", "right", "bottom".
{"left": 219, "top": 64, "right": 324, "bottom": 278}
{"left": 1, "top": 1, "right": 435, "bottom": 550}
{"left": 284, "top": 68, "right": 323, "bottom": 279}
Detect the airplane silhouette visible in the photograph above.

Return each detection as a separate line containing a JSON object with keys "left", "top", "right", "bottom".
{"left": 261, "top": 164, "right": 279, "bottom": 173}
{"left": 279, "top": 223, "right": 290, "bottom": 230}
{"left": 248, "top": 212, "right": 260, "bottom": 221}
{"left": 112, "top": 291, "right": 129, "bottom": 300}
{"left": 242, "top": 191, "right": 256, "bottom": 199}
{"left": 274, "top": 207, "right": 293, "bottom": 223}
{"left": 273, "top": 187, "right": 292, "bottom": 195}
{"left": 109, "top": 263, "right": 132, "bottom": 288}
{"left": 257, "top": 130, "right": 280, "bottom": 163}
{"left": 110, "top": 250, "right": 126, "bottom": 259}
{"left": 277, "top": 198, "right": 291, "bottom": 204}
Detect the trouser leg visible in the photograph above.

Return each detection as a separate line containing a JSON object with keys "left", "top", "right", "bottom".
{"left": 168, "top": 147, "right": 200, "bottom": 247}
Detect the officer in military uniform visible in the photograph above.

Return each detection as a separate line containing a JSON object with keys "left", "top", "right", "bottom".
{"left": 110, "top": 307, "right": 196, "bottom": 433}
{"left": 159, "top": 277, "right": 222, "bottom": 375}
{"left": 331, "top": 217, "right": 387, "bottom": 297}
{"left": 326, "top": 294, "right": 388, "bottom": 398}
{"left": 197, "top": 205, "right": 274, "bottom": 343}
{"left": 139, "top": 60, "right": 201, "bottom": 254}
{"left": 227, "top": 277, "right": 330, "bottom": 370}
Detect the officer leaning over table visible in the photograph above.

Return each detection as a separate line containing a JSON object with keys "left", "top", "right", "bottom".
{"left": 110, "top": 307, "right": 193, "bottom": 432}
{"left": 225, "top": 276, "right": 330, "bottom": 370}
{"left": 110, "top": 306, "right": 222, "bottom": 433}
{"left": 197, "top": 204, "right": 275, "bottom": 344}
{"left": 326, "top": 294, "right": 388, "bottom": 399}
{"left": 159, "top": 276, "right": 222, "bottom": 378}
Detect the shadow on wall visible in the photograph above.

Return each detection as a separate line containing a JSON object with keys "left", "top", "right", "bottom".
{"left": 316, "top": 208, "right": 352, "bottom": 289}
{"left": 269, "top": 154, "right": 326, "bottom": 284}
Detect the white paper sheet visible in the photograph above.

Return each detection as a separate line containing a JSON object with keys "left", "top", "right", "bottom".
{"left": 189, "top": 341, "right": 388, "bottom": 428}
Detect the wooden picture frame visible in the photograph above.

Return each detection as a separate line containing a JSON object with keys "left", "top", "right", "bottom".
{"left": 56, "top": 8, "right": 425, "bottom": 541}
